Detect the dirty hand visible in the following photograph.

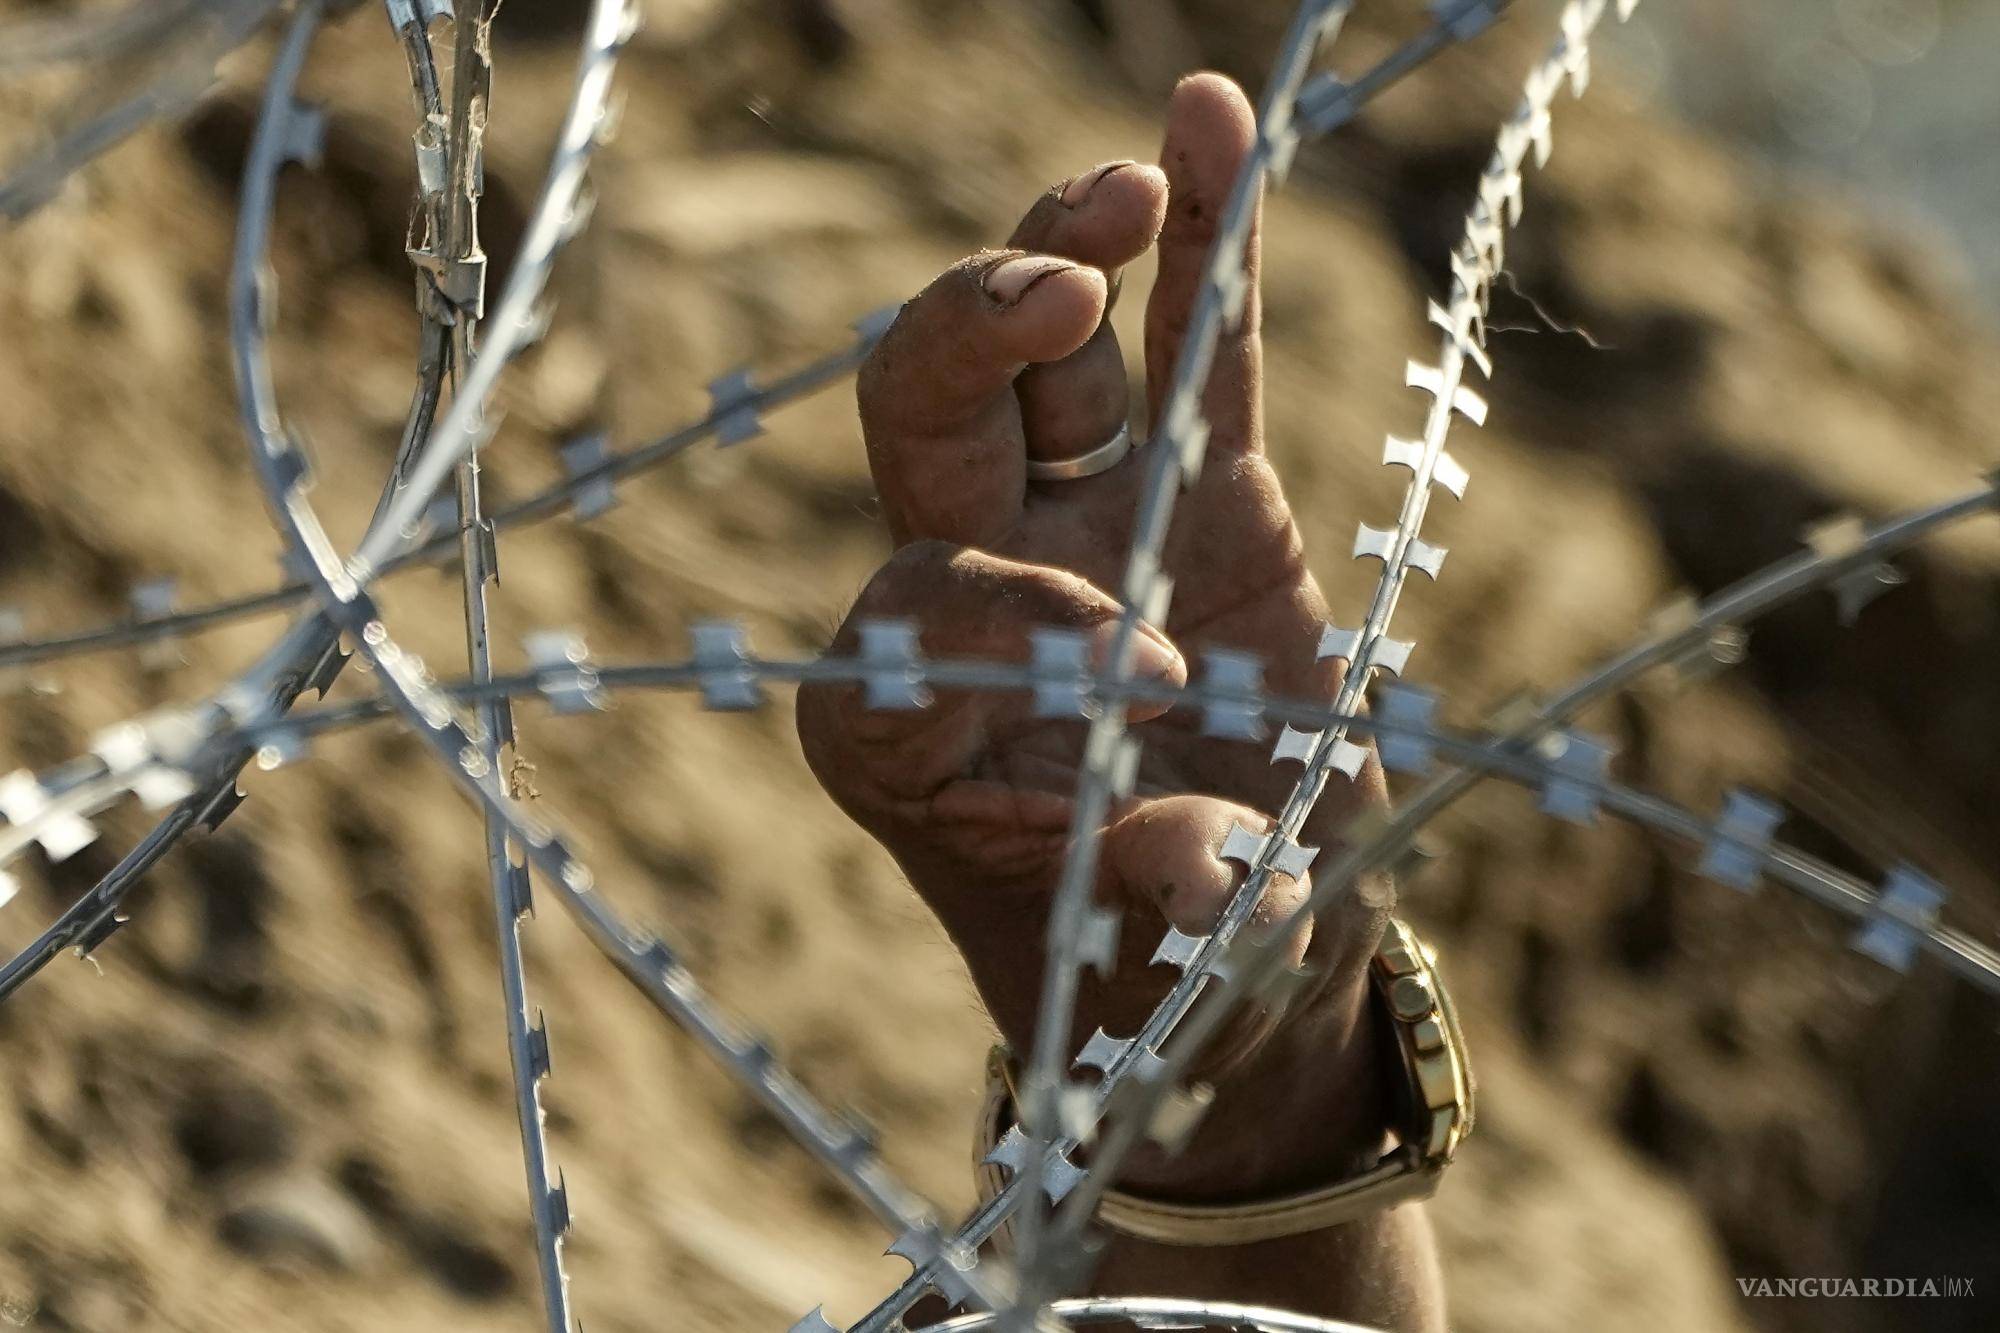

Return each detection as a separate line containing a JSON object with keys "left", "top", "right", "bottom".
{"left": 797, "top": 74, "right": 1395, "bottom": 1198}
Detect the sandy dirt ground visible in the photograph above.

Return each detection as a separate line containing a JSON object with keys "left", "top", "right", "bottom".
{"left": 2, "top": 2, "right": 1997, "bottom": 1331}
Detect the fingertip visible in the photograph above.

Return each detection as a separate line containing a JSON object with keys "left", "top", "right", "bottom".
{"left": 1090, "top": 618, "right": 1187, "bottom": 722}
{"left": 1167, "top": 71, "right": 1256, "bottom": 153}
{"left": 980, "top": 254, "right": 1107, "bottom": 362}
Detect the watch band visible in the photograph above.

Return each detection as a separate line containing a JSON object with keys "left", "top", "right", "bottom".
{"left": 973, "top": 917, "right": 1474, "bottom": 1248}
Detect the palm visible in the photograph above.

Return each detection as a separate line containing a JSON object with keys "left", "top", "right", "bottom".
{"left": 800, "top": 74, "right": 1388, "bottom": 1082}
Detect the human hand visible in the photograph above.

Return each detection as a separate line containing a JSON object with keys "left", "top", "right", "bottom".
{"left": 797, "top": 74, "right": 1396, "bottom": 1199}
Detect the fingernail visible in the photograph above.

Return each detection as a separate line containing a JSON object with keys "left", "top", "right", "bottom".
{"left": 982, "top": 255, "right": 1076, "bottom": 306}
{"left": 1091, "top": 618, "right": 1184, "bottom": 682}
{"left": 1060, "top": 160, "right": 1136, "bottom": 207}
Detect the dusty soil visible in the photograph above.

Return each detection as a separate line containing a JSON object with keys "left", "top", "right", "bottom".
{"left": 1, "top": 2, "right": 1997, "bottom": 1331}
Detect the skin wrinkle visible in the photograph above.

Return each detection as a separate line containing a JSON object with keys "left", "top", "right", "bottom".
{"left": 795, "top": 70, "right": 1442, "bottom": 1332}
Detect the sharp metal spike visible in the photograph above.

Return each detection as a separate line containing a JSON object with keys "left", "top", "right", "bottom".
{"left": 1851, "top": 866, "right": 1946, "bottom": 974}
{"left": 1219, "top": 821, "right": 1268, "bottom": 869}
{"left": 856, "top": 619, "right": 930, "bottom": 711}
{"left": 1353, "top": 523, "right": 1397, "bottom": 564}
{"left": 1199, "top": 648, "right": 1266, "bottom": 739}
{"left": 525, "top": 1017, "right": 553, "bottom": 1081}
{"left": 560, "top": 434, "right": 617, "bottom": 520}
{"left": 981, "top": 1126, "right": 1086, "bottom": 1203}
{"left": 1404, "top": 359, "right": 1488, "bottom": 424}
{"left": 198, "top": 784, "right": 247, "bottom": 833}
{"left": 1832, "top": 562, "right": 1906, "bottom": 625}
{"left": 1405, "top": 538, "right": 1448, "bottom": 580}
{"left": 1697, "top": 789, "right": 1783, "bottom": 891}
{"left": 1432, "top": 450, "right": 1471, "bottom": 499}
{"left": 1537, "top": 730, "right": 1613, "bottom": 824}
{"left": 1375, "top": 686, "right": 1438, "bottom": 774}
{"left": 1318, "top": 623, "right": 1362, "bottom": 663}
{"left": 1426, "top": 299, "right": 1493, "bottom": 378}
{"left": 0, "top": 769, "right": 98, "bottom": 861}
{"left": 708, "top": 368, "right": 764, "bottom": 446}
{"left": 689, "top": 620, "right": 762, "bottom": 711}
{"left": 1028, "top": 628, "right": 1094, "bottom": 718}
{"left": 525, "top": 630, "right": 606, "bottom": 715}
{"left": 1328, "top": 738, "right": 1370, "bottom": 779}
{"left": 1149, "top": 926, "right": 1209, "bottom": 974}
{"left": 1374, "top": 637, "right": 1416, "bottom": 677}
{"left": 1271, "top": 724, "right": 1320, "bottom": 765}
{"left": 1074, "top": 1028, "right": 1135, "bottom": 1078}
{"left": 1382, "top": 435, "right": 1425, "bottom": 474}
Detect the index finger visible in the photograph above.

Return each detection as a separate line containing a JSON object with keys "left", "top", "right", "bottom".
{"left": 859, "top": 251, "right": 1107, "bottom": 547}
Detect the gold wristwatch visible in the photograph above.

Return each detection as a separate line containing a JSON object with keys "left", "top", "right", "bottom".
{"left": 974, "top": 917, "right": 1474, "bottom": 1246}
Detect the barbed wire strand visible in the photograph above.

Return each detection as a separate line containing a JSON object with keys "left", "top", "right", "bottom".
{"left": 3, "top": 4, "right": 1995, "bottom": 1331}
{"left": 416, "top": 0, "right": 581, "bottom": 1326}
{"left": 0, "top": 3, "right": 1518, "bottom": 676}
{"left": 1033, "top": 0, "right": 1656, "bottom": 1258}
{"left": 203, "top": 0, "right": 1018, "bottom": 1320}
{"left": 1001, "top": 6, "right": 1359, "bottom": 1324}
{"left": 14, "top": 625, "right": 2000, "bottom": 998}
{"left": 0, "top": 0, "right": 458, "bottom": 1005}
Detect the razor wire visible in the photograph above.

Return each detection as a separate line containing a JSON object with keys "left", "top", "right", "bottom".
{"left": 1028, "top": 0, "right": 1650, "bottom": 1269}
{"left": 0, "top": 0, "right": 456, "bottom": 1012}
{"left": 1002, "top": 4, "right": 1361, "bottom": 1320}
{"left": 0, "top": 0, "right": 1516, "bottom": 676}
{"left": 5, "top": 0, "right": 2000, "bottom": 1331}
{"left": 421, "top": 0, "right": 579, "bottom": 1326}
{"left": 70, "top": 635, "right": 2000, "bottom": 993}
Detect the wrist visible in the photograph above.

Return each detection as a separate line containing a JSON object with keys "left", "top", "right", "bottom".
{"left": 1107, "top": 969, "right": 1393, "bottom": 1200}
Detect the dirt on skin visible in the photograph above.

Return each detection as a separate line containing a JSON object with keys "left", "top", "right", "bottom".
{"left": 1, "top": 2, "right": 1997, "bottom": 1331}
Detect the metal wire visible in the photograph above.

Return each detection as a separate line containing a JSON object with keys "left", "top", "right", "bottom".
{"left": 4, "top": 1, "right": 1998, "bottom": 1330}
{"left": 0, "top": 2, "right": 1511, "bottom": 675}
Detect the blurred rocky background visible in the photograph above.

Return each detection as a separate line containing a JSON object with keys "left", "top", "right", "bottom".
{"left": 1, "top": 1, "right": 1997, "bottom": 1330}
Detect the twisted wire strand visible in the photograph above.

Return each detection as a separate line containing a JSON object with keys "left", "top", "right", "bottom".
{"left": 0, "top": 0, "right": 284, "bottom": 220}
{"left": 1004, "top": 7, "right": 1358, "bottom": 1321}
{"left": 13, "top": 630, "right": 2000, "bottom": 995}
{"left": 1012, "top": 0, "right": 1629, "bottom": 1272}
{"left": 1, "top": 3, "right": 1991, "bottom": 1329}
{"left": 7, "top": 2, "right": 1992, "bottom": 1320}
{"left": 425, "top": 0, "right": 578, "bottom": 1323}
{"left": 209, "top": 0, "right": 1012, "bottom": 1316}
{"left": 1029, "top": 0, "right": 1666, "bottom": 1255}
{"left": 0, "top": 2, "right": 1514, "bottom": 675}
